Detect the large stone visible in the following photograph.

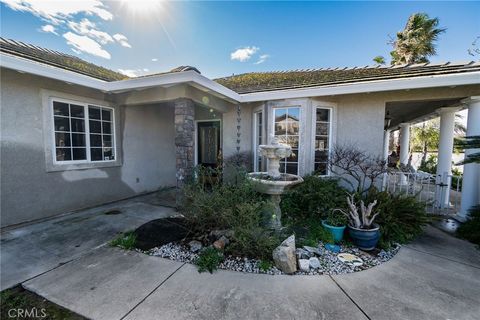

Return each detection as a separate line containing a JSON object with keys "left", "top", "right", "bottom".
{"left": 298, "top": 259, "right": 310, "bottom": 272}
{"left": 309, "top": 257, "right": 321, "bottom": 269}
{"left": 188, "top": 240, "right": 203, "bottom": 253}
{"left": 272, "top": 235, "right": 297, "bottom": 274}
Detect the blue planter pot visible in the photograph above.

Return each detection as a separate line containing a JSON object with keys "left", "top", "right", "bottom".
{"left": 321, "top": 220, "right": 346, "bottom": 243}
{"left": 348, "top": 224, "right": 380, "bottom": 251}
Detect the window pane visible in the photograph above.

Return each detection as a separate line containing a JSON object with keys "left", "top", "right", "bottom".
{"left": 89, "top": 120, "right": 101, "bottom": 133}
{"left": 54, "top": 116, "right": 70, "bottom": 131}
{"left": 72, "top": 148, "right": 86, "bottom": 160}
{"left": 279, "top": 162, "right": 285, "bottom": 174}
{"left": 56, "top": 148, "right": 71, "bottom": 161}
{"left": 274, "top": 109, "right": 287, "bottom": 121}
{"left": 287, "top": 121, "right": 299, "bottom": 135}
{"left": 55, "top": 132, "right": 70, "bottom": 147}
{"left": 286, "top": 163, "right": 298, "bottom": 175}
{"left": 89, "top": 106, "right": 101, "bottom": 120}
{"left": 90, "top": 134, "right": 102, "bottom": 147}
{"left": 103, "top": 148, "right": 114, "bottom": 160}
{"left": 102, "top": 109, "right": 112, "bottom": 121}
{"left": 53, "top": 102, "right": 69, "bottom": 116}
{"left": 274, "top": 123, "right": 286, "bottom": 135}
{"left": 71, "top": 118, "right": 85, "bottom": 132}
{"left": 288, "top": 108, "right": 300, "bottom": 121}
{"left": 315, "top": 150, "right": 328, "bottom": 162}
{"left": 315, "top": 163, "right": 327, "bottom": 175}
{"left": 103, "top": 134, "right": 112, "bottom": 147}
{"left": 102, "top": 121, "right": 111, "bottom": 134}
{"left": 287, "top": 149, "right": 298, "bottom": 162}
{"left": 316, "top": 122, "right": 329, "bottom": 135}
{"left": 71, "top": 133, "right": 86, "bottom": 147}
{"left": 90, "top": 148, "right": 103, "bottom": 161}
{"left": 285, "top": 136, "right": 299, "bottom": 148}
{"left": 315, "top": 137, "right": 329, "bottom": 150}
{"left": 316, "top": 109, "right": 329, "bottom": 122}
{"left": 70, "top": 105, "right": 84, "bottom": 118}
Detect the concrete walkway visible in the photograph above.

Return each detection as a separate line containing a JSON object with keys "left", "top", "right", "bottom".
{"left": 0, "top": 193, "right": 176, "bottom": 290}
{"left": 17, "top": 225, "right": 480, "bottom": 320}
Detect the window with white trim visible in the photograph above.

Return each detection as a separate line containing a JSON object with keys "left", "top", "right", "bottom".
{"left": 313, "top": 107, "right": 331, "bottom": 175}
{"left": 53, "top": 99, "right": 115, "bottom": 163}
{"left": 273, "top": 107, "right": 300, "bottom": 174}
{"left": 254, "top": 110, "right": 264, "bottom": 172}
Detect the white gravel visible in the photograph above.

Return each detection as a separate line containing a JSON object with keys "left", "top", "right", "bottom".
{"left": 147, "top": 241, "right": 400, "bottom": 276}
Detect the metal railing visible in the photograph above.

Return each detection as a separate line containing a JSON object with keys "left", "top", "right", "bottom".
{"left": 384, "top": 170, "right": 462, "bottom": 215}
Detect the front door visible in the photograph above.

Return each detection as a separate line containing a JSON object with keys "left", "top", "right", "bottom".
{"left": 197, "top": 121, "right": 221, "bottom": 168}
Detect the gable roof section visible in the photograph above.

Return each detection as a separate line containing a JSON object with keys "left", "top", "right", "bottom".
{"left": 215, "top": 62, "right": 480, "bottom": 94}
{"left": 0, "top": 37, "right": 127, "bottom": 81}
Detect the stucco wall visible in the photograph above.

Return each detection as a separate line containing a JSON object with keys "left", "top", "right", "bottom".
{"left": 0, "top": 70, "right": 175, "bottom": 227}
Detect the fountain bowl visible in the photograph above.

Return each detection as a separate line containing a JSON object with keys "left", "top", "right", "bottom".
{"left": 247, "top": 172, "right": 304, "bottom": 195}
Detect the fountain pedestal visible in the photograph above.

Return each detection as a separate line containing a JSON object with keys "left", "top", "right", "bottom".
{"left": 247, "top": 137, "right": 304, "bottom": 229}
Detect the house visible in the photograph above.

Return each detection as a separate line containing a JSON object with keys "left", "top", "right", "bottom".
{"left": 1, "top": 37, "right": 479, "bottom": 228}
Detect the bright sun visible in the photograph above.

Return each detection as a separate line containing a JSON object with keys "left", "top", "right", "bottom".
{"left": 119, "top": 0, "right": 164, "bottom": 16}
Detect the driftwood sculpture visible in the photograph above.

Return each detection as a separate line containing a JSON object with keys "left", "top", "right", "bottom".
{"left": 334, "top": 194, "right": 379, "bottom": 229}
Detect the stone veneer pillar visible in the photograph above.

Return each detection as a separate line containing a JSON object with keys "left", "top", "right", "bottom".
{"left": 174, "top": 98, "right": 195, "bottom": 189}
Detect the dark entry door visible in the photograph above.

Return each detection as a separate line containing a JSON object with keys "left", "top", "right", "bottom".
{"left": 197, "top": 121, "right": 221, "bottom": 168}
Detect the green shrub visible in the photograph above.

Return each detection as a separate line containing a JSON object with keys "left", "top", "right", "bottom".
{"left": 281, "top": 175, "right": 348, "bottom": 223}
{"left": 110, "top": 232, "right": 137, "bottom": 250}
{"left": 196, "top": 247, "right": 224, "bottom": 273}
{"left": 258, "top": 260, "right": 273, "bottom": 272}
{"left": 418, "top": 155, "right": 437, "bottom": 174}
{"left": 290, "top": 218, "right": 335, "bottom": 247}
{"left": 456, "top": 206, "right": 480, "bottom": 245}
{"left": 324, "top": 209, "right": 348, "bottom": 227}
{"left": 366, "top": 190, "right": 429, "bottom": 248}
{"left": 181, "top": 166, "right": 279, "bottom": 260}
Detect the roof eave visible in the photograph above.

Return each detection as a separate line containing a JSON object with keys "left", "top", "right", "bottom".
{"left": 239, "top": 71, "right": 480, "bottom": 102}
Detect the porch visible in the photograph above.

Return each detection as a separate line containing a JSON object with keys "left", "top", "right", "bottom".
{"left": 382, "top": 96, "right": 480, "bottom": 219}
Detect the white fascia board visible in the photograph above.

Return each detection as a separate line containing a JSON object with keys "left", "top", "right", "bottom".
{"left": 1, "top": 52, "right": 242, "bottom": 102}
{"left": 239, "top": 72, "right": 480, "bottom": 102}
{"left": 107, "top": 70, "right": 242, "bottom": 102}
{"left": 0, "top": 53, "right": 108, "bottom": 90}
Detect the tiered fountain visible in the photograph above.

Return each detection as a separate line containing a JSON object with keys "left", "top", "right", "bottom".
{"left": 248, "top": 136, "right": 304, "bottom": 229}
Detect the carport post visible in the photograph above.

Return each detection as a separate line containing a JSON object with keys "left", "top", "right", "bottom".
{"left": 435, "top": 107, "right": 459, "bottom": 208}
{"left": 459, "top": 97, "right": 480, "bottom": 219}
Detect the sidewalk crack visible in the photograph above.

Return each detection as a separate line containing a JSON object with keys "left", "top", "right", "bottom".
{"left": 119, "top": 262, "right": 186, "bottom": 320}
{"left": 329, "top": 275, "right": 372, "bottom": 320}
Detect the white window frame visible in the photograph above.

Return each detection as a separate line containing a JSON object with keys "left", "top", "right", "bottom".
{"left": 311, "top": 105, "right": 334, "bottom": 176}
{"left": 271, "top": 105, "right": 302, "bottom": 175}
{"left": 252, "top": 108, "right": 264, "bottom": 172}
{"left": 50, "top": 97, "right": 117, "bottom": 165}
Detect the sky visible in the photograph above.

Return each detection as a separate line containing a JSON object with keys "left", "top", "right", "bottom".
{"left": 0, "top": 1, "right": 479, "bottom": 79}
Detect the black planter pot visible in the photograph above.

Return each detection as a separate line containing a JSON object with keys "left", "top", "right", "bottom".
{"left": 348, "top": 224, "right": 380, "bottom": 251}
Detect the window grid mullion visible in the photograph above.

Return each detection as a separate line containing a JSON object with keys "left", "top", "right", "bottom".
{"left": 85, "top": 105, "right": 92, "bottom": 162}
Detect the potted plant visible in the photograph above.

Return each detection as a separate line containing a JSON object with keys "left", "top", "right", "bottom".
{"left": 335, "top": 194, "right": 380, "bottom": 250}
{"left": 321, "top": 210, "right": 347, "bottom": 243}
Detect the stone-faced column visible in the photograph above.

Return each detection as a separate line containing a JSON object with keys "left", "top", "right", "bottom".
{"left": 174, "top": 98, "right": 195, "bottom": 189}
{"left": 459, "top": 97, "right": 480, "bottom": 219}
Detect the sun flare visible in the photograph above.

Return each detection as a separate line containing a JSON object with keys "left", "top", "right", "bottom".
{"left": 119, "top": 0, "right": 164, "bottom": 16}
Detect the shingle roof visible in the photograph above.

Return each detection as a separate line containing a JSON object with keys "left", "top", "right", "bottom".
{"left": 0, "top": 37, "right": 128, "bottom": 81}
{"left": 215, "top": 61, "right": 480, "bottom": 94}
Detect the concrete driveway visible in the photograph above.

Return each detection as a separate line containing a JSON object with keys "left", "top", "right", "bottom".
{"left": 0, "top": 193, "right": 177, "bottom": 290}
{"left": 14, "top": 224, "right": 480, "bottom": 320}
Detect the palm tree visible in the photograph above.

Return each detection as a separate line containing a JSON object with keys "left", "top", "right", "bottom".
{"left": 373, "top": 56, "right": 386, "bottom": 65}
{"left": 391, "top": 13, "right": 446, "bottom": 65}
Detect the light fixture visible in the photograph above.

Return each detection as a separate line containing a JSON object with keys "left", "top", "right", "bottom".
{"left": 384, "top": 111, "right": 393, "bottom": 130}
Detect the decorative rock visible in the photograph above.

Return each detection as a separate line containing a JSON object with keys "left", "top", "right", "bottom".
{"left": 188, "top": 240, "right": 203, "bottom": 253}
{"left": 296, "top": 248, "right": 311, "bottom": 259}
{"left": 309, "top": 257, "right": 321, "bottom": 269}
{"left": 298, "top": 259, "right": 310, "bottom": 272}
{"left": 303, "top": 246, "right": 322, "bottom": 256}
{"left": 272, "top": 235, "right": 297, "bottom": 274}
{"left": 213, "top": 236, "right": 229, "bottom": 250}
{"left": 209, "top": 230, "right": 234, "bottom": 240}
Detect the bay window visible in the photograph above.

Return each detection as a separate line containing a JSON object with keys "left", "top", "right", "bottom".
{"left": 313, "top": 107, "right": 331, "bottom": 175}
{"left": 273, "top": 107, "right": 300, "bottom": 175}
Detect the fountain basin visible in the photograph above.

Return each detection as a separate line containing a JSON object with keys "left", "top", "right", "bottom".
{"left": 248, "top": 172, "right": 304, "bottom": 195}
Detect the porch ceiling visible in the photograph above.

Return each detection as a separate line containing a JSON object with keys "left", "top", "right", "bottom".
{"left": 385, "top": 98, "right": 464, "bottom": 129}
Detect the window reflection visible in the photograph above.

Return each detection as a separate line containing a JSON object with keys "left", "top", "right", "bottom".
{"left": 274, "top": 107, "right": 300, "bottom": 175}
